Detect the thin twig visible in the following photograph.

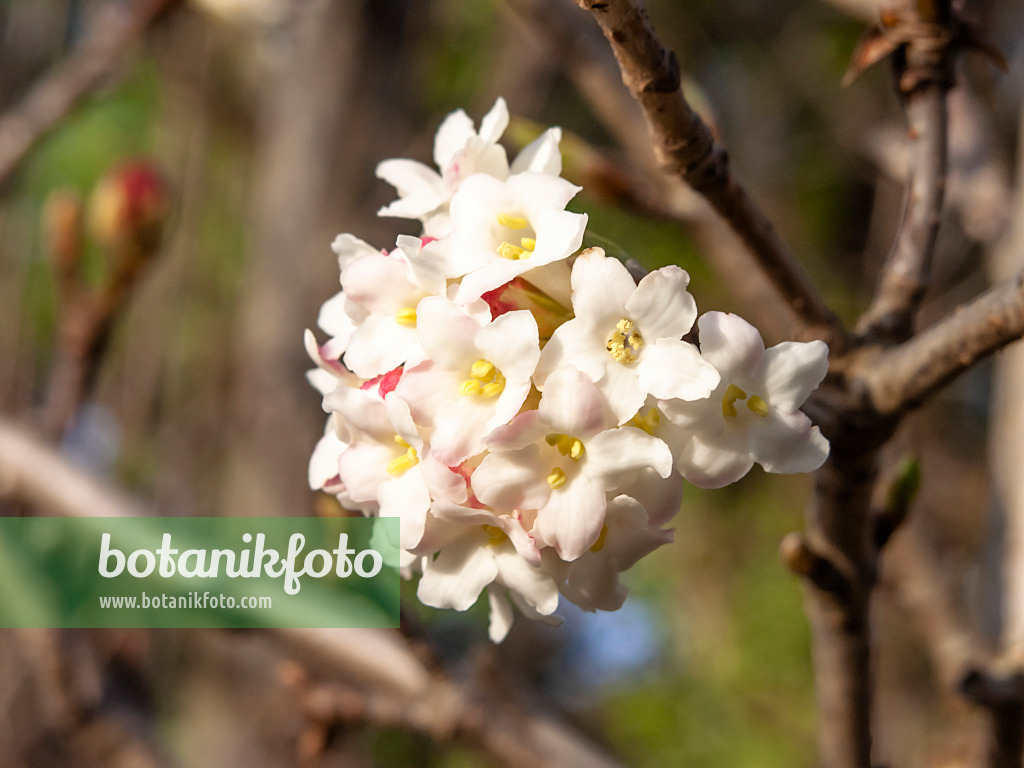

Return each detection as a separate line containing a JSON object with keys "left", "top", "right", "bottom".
{"left": 0, "top": 0, "right": 181, "bottom": 187}
{"left": 572, "top": 0, "right": 845, "bottom": 347}
{"left": 861, "top": 269, "right": 1024, "bottom": 417}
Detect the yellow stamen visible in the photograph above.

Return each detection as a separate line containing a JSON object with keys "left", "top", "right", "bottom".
{"left": 627, "top": 408, "right": 661, "bottom": 436}
{"left": 747, "top": 395, "right": 769, "bottom": 417}
{"left": 459, "top": 359, "right": 505, "bottom": 398}
{"left": 497, "top": 213, "right": 529, "bottom": 229}
{"left": 545, "top": 433, "right": 585, "bottom": 461}
{"left": 547, "top": 467, "right": 567, "bottom": 489}
{"left": 520, "top": 237, "right": 536, "bottom": 251}
{"left": 722, "top": 383, "right": 748, "bottom": 418}
{"left": 497, "top": 241, "right": 527, "bottom": 260}
{"left": 590, "top": 525, "right": 609, "bottom": 553}
{"left": 395, "top": 307, "right": 417, "bottom": 327}
{"left": 606, "top": 318, "right": 644, "bottom": 364}
{"left": 483, "top": 525, "right": 506, "bottom": 547}
{"left": 386, "top": 437, "right": 419, "bottom": 476}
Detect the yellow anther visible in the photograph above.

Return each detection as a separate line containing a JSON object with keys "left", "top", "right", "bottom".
{"left": 590, "top": 525, "right": 609, "bottom": 553}
{"left": 747, "top": 395, "right": 769, "bottom": 418}
{"left": 395, "top": 307, "right": 417, "bottom": 327}
{"left": 547, "top": 467, "right": 567, "bottom": 489}
{"left": 722, "top": 383, "right": 748, "bottom": 418}
{"left": 520, "top": 237, "right": 536, "bottom": 251}
{"left": 470, "top": 359, "right": 495, "bottom": 379}
{"left": 628, "top": 408, "right": 661, "bottom": 436}
{"left": 386, "top": 438, "right": 419, "bottom": 476}
{"left": 606, "top": 318, "right": 644, "bottom": 364}
{"left": 460, "top": 359, "right": 505, "bottom": 398}
{"left": 459, "top": 379, "right": 483, "bottom": 396}
{"left": 545, "top": 433, "right": 585, "bottom": 461}
{"left": 497, "top": 213, "right": 529, "bottom": 229}
{"left": 483, "top": 525, "right": 506, "bottom": 547}
{"left": 497, "top": 241, "right": 526, "bottom": 260}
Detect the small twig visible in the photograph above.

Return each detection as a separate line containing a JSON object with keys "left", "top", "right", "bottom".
{"left": 861, "top": 269, "right": 1024, "bottom": 417}
{"left": 0, "top": 0, "right": 181, "bottom": 188}
{"left": 858, "top": 2, "right": 955, "bottom": 343}
{"left": 571, "top": 0, "right": 845, "bottom": 347}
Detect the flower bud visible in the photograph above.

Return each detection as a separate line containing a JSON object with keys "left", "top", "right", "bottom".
{"left": 88, "top": 159, "right": 171, "bottom": 260}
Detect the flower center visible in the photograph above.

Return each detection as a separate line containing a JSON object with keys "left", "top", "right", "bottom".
{"left": 394, "top": 306, "right": 417, "bottom": 327}
{"left": 545, "top": 432, "right": 585, "bottom": 460}
{"left": 458, "top": 359, "right": 505, "bottom": 398}
{"left": 546, "top": 467, "right": 567, "bottom": 489}
{"left": 721, "top": 383, "right": 769, "bottom": 419}
{"left": 386, "top": 435, "right": 419, "bottom": 475}
{"left": 606, "top": 318, "right": 644, "bottom": 364}
{"left": 495, "top": 213, "right": 536, "bottom": 261}
{"left": 483, "top": 525, "right": 506, "bottom": 547}
{"left": 627, "top": 407, "right": 661, "bottom": 435}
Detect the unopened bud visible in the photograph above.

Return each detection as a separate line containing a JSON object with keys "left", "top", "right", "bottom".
{"left": 42, "top": 190, "right": 85, "bottom": 291}
{"left": 89, "top": 159, "right": 171, "bottom": 259}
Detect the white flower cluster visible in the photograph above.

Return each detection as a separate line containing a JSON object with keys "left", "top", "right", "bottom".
{"left": 307, "top": 99, "right": 830, "bottom": 641}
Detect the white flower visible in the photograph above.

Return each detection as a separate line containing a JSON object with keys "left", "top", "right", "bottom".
{"left": 376, "top": 98, "right": 563, "bottom": 238}
{"left": 536, "top": 248, "right": 720, "bottom": 424}
{"left": 323, "top": 387, "right": 466, "bottom": 550}
{"left": 337, "top": 236, "right": 447, "bottom": 378}
{"left": 394, "top": 296, "right": 541, "bottom": 466}
{"left": 660, "top": 311, "right": 830, "bottom": 488}
{"left": 471, "top": 366, "right": 673, "bottom": 560}
{"left": 429, "top": 172, "right": 587, "bottom": 305}
{"left": 554, "top": 494, "right": 673, "bottom": 612}
{"left": 415, "top": 502, "right": 559, "bottom": 643}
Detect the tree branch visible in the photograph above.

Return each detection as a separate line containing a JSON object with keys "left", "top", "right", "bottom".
{"left": 861, "top": 269, "right": 1024, "bottom": 417}
{"left": 0, "top": 0, "right": 181, "bottom": 188}
{"left": 858, "top": 2, "right": 955, "bottom": 342}
{"left": 571, "top": 0, "right": 845, "bottom": 347}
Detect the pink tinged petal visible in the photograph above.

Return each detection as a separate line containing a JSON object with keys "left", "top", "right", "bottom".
{"left": 447, "top": 139, "right": 510, "bottom": 186}
{"left": 342, "top": 253, "right": 417, "bottom": 315}
{"left": 483, "top": 410, "right": 545, "bottom": 451}
{"left": 675, "top": 430, "right": 755, "bottom": 489}
{"left": 433, "top": 108, "right": 476, "bottom": 169}
{"left": 602, "top": 495, "right": 674, "bottom": 570}
{"left": 337, "top": 443, "right": 395, "bottom": 503}
{"left": 749, "top": 410, "right": 830, "bottom": 475}
{"left": 317, "top": 291, "right": 354, "bottom": 343}
{"left": 413, "top": 297, "right": 481, "bottom": 370}
{"left": 627, "top": 265, "right": 697, "bottom": 341}
{"left": 393, "top": 360, "right": 461, "bottom": 427}
{"left": 658, "top": 387, "right": 725, "bottom": 435}
{"left": 511, "top": 127, "right": 563, "bottom": 175}
{"left": 487, "top": 586, "right": 515, "bottom": 643}
{"left": 308, "top": 428, "right": 346, "bottom": 491}
{"left": 306, "top": 368, "right": 338, "bottom": 398}
{"left": 344, "top": 316, "right": 419, "bottom": 379}
{"left": 562, "top": 556, "right": 626, "bottom": 612}
{"left": 378, "top": 466, "right": 431, "bottom": 550}
{"left": 569, "top": 247, "right": 635, "bottom": 327}
{"left": 538, "top": 366, "right": 616, "bottom": 437}
{"left": 586, "top": 427, "right": 674, "bottom": 487}
{"left": 375, "top": 159, "right": 445, "bottom": 219}
{"left": 396, "top": 235, "right": 447, "bottom": 296}
{"left": 304, "top": 330, "right": 358, "bottom": 386}
{"left": 331, "top": 233, "right": 379, "bottom": 270}
{"left": 429, "top": 397, "right": 495, "bottom": 466}
{"left": 497, "top": 518, "right": 543, "bottom": 567}
{"left": 417, "top": 534, "right": 499, "bottom": 611}
{"left": 477, "top": 97, "right": 509, "bottom": 144}
{"left": 493, "top": 546, "right": 559, "bottom": 615}
{"left": 535, "top": 473, "right": 607, "bottom": 561}
{"left": 696, "top": 312, "right": 765, "bottom": 378}
{"left": 323, "top": 387, "right": 393, "bottom": 440}
{"left": 472, "top": 446, "right": 553, "bottom": 511}
{"left": 596, "top": 360, "right": 647, "bottom": 425}
{"left": 757, "top": 340, "right": 830, "bottom": 411}
{"left": 534, "top": 318, "right": 608, "bottom": 388}
{"left": 637, "top": 339, "right": 721, "bottom": 402}
{"left": 419, "top": 453, "right": 469, "bottom": 504}
{"left": 383, "top": 394, "right": 420, "bottom": 449}
{"left": 625, "top": 468, "right": 683, "bottom": 527}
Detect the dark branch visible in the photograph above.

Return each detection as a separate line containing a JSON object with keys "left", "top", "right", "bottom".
{"left": 572, "top": 0, "right": 845, "bottom": 347}
{"left": 862, "top": 270, "right": 1024, "bottom": 417}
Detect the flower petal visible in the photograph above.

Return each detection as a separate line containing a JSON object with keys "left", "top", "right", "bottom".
{"left": 417, "top": 533, "right": 498, "bottom": 611}
{"left": 637, "top": 338, "right": 720, "bottom": 402}
{"left": 696, "top": 312, "right": 765, "bottom": 378}
{"left": 534, "top": 473, "right": 607, "bottom": 561}
{"left": 626, "top": 265, "right": 697, "bottom": 341}
{"left": 757, "top": 340, "right": 829, "bottom": 411}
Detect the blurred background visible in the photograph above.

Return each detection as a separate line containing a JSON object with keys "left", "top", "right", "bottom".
{"left": 0, "top": 0, "right": 1022, "bottom": 765}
